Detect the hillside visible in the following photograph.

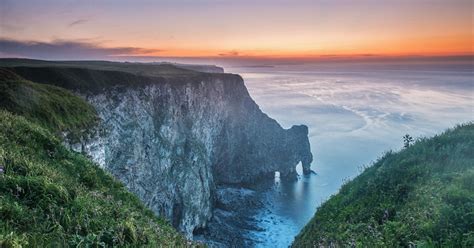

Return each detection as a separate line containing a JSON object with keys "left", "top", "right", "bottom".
{"left": 0, "top": 58, "right": 223, "bottom": 78}
{"left": 0, "top": 59, "right": 228, "bottom": 95}
{"left": 0, "top": 70, "right": 192, "bottom": 247}
{"left": 293, "top": 124, "right": 474, "bottom": 247}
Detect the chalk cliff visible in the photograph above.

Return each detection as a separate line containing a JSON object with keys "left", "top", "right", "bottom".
{"left": 5, "top": 61, "right": 313, "bottom": 237}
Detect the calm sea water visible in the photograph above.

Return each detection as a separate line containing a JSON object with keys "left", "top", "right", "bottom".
{"left": 225, "top": 61, "right": 473, "bottom": 247}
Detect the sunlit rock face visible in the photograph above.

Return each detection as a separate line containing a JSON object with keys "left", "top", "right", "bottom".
{"left": 18, "top": 68, "right": 312, "bottom": 237}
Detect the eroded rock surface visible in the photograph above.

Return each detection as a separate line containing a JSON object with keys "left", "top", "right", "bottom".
{"left": 10, "top": 66, "right": 313, "bottom": 237}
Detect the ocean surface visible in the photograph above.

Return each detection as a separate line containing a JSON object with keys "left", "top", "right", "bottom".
{"left": 223, "top": 60, "right": 473, "bottom": 247}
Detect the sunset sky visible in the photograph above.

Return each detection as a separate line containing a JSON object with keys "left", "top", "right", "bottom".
{"left": 0, "top": 0, "right": 472, "bottom": 60}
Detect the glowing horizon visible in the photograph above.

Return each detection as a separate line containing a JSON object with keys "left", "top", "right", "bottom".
{"left": 1, "top": 0, "right": 472, "bottom": 60}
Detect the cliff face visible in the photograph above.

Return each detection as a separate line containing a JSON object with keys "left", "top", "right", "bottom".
{"left": 0, "top": 73, "right": 191, "bottom": 247}
{"left": 5, "top": 62, "right": 313, "bottom": 237}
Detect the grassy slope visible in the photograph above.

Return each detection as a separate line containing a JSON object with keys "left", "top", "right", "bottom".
{"left": 293, "top": 124, "right": 474, "bottom": 247}
{"left": 0, "top": 58, "right": 200, "bottom": 78}
{"left": 0, "top": 70, "right": 191, "bottom": 247}
{"left": 0, "top": 68, "right": 98, "bottom": 141}
{"left": 4, "top": 66, "right": 166, "bottom": 94}
{"left": 0, "top": 58, "right": 206, "bottom": 94}
{"left": 0, "top": 59, "right": 233, "bottom": 95}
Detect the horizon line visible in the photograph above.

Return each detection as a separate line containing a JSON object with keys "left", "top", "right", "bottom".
{"left": 1, "top": 53, "right": 473, "bottom": 63}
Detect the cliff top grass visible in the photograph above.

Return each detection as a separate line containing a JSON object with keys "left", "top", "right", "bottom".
{"left": 0, "top": 68, "right": 98, "bottom": 141}
{"left": 0, "top": 59, "right": 238, "bottom": 94}
{"left": 0, "top": 58, "right": 201, "bottom": 78}
{"left": 0, "top": 71, "right": 194, "bottom": 247}
{"left": 293, "top": 123, "right": 474, "bottom": 247}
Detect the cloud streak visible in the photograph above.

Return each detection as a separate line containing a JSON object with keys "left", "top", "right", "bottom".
{"left": 218, "top": 50, "right": 240, "bottom": 57}
{"left": 0, "top": 38, "right": 162, "bottom": 60}
{"left": 68, "top": 19, "right": 88, "bottom": 27}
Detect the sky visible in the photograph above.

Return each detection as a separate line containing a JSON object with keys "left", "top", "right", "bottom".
{"left": 0, "top": 0, "right": 472, "bottom": 60}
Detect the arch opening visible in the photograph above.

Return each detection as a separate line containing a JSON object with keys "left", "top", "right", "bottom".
{"left": 274, "top": 171, "right": 281, "bottom": 183}
{"left": 295, "top": 161, "right": 303, "bottom": 176}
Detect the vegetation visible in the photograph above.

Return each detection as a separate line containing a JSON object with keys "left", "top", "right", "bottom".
{"left": 293, "top": 124, "right": 474, "bottom": 247}
{"left": 0, "top": 68, "right": 98, "bottom": 141}
{"left": 2, "top": 66, "right": 168, "bottom": 93}
{"left": 0, "top": 59, "right": 232, "bottom": 94}
{"left": 0, "top": 58, "right": 200, "bottom": 78}
{"left": 403, "top": 134, "right": 414, "bottom": 149}
{"left": 0, "top": 70, "right": 193, "bottom": 247}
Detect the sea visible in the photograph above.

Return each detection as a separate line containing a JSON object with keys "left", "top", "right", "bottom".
{"left": 219, "top": 59, "right": 473, "bottom": 247}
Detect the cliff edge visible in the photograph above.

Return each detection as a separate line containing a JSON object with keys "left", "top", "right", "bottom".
{"left": 0, "top": 59, "right": 313, "bottom": 237}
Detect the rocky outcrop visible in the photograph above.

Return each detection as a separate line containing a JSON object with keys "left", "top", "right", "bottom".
{"left": 6, "top": 64, "right": 313, "bottom": 237}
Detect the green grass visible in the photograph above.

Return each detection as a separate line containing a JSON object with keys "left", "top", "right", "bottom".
{"left": 0, "top": 70, "right": 193, "bottom": 247}
{"left": 0, "top": 58, "right": 200, "bottom": 78}
{"left": 0, "top": 61, "right": 235, "bottom": 95}
{"left": 2, "top": 66, "right": 169, "bottom": 94}
{"left": 0, "top": 68, "right": 98, "bottom": 142}
{"left": 293, "top": 123, "right": 474, "bottom": 247}
{"left": 0, "top": 58, "right": 203, "bottom": 94}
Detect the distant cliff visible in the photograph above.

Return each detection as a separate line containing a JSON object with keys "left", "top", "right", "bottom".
{"left": 1, "top": 59, "right": 313, "bottom": 237}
